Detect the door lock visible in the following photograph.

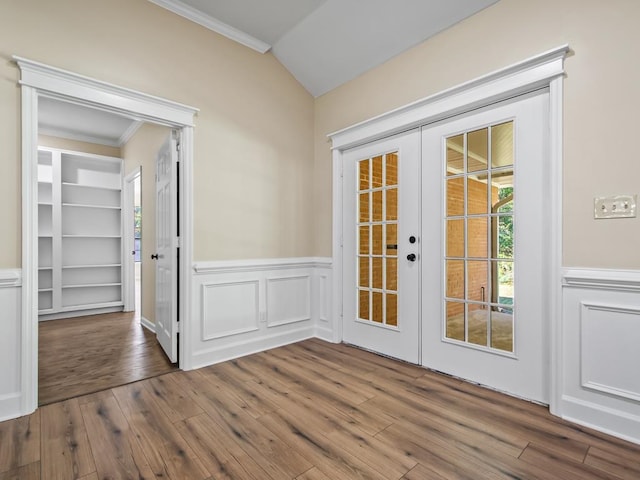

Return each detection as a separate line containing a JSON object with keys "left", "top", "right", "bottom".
{"left": 407, "top": 253, "right": 417, "bottom": 262}
{"left": 409, "top": 236, "right": 417, "bottom": 244}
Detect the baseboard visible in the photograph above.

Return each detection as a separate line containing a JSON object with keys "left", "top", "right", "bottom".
{"left": 39, "top": 306, "right": 123, "bottom": 321}
{"left": 315, "top": 325, "right": 337, "bottom": 343}
{"left": 561, "top": 395, "right": 640, "bottom": 445}
{"left": 0, "top": 392, "right": 23, "bottom": 423}
{"left": 140, "top": 316, "right": 155, "bottom": 333}
{"left": 190, "top": 325, "right": 315, "bottom": 370}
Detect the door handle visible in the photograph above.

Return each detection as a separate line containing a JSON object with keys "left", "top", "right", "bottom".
{"left": 151, "top": 253, "right": 159, "bottom": 260}
{"left": 407, "top": 253, "right": 417, "bottom": 262}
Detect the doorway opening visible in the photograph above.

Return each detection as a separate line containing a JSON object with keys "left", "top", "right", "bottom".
{"left": 17, "top": 56, "right": 197, "bottom": 414}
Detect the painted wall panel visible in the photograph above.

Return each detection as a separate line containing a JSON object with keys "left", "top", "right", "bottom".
{"left": 202, "top": 280, "right": 260, "bottom": 340}
{"left": 266, "top": 275, "right": 311, "bottom": 327}
{"left": 581, "top": 303, "right": 640, "bottom": 402}
{"left": 0, "top": 271, "right": 22, "bottom": 421}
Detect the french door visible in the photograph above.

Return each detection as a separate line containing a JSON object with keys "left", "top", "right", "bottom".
{"left": 342, "top": 91, "right": 548, "bottom": 402}
{"left": 343, "top": 130, "right": 421, "bottom": 363}
{"left": 422, "top": 91, "right": 548, "bottom": 403}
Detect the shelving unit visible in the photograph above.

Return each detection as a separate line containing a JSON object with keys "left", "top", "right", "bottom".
{"left": 37, "top": 147, "right": 124, "bottom": 320}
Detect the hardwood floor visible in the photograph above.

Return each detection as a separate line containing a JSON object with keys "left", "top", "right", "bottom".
{"left": 3, "top": 339, "right": 638, "bottom": 479}
{"left": 38, "top": 311, "right": 178, "bottom": 405}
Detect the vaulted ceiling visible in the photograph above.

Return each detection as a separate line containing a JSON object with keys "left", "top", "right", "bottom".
{"left": 41, "top": 0, "right": 500, "bottom": 146}
{"left": 150, "top": 0, "right": 499, "bottom": 97}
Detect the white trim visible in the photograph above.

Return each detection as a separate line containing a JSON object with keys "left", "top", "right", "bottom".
{"left": 563, "top": 268, "right": 640, "bottom": 292}
{"left": 562, "top": 395, "right": 640, "bottom": 446}
{"left": 14, "top": 56, "right": 199, "bottom": 127}
{"left": 16, "top": 56, "right": 197, "bottom": 418}
{"left": 193, "top": 257, "right": 332, "bottom": 274}
{"left": 329, "top": 45, "right": 569, "bottom": 151}
{"left": 140, "top": 316, "right": 155, "bottom": 333}
{"left": 579, "top": 301, "right": 640, "bottom": 402}
{"left": 329, "top": 45, "right": 568, "bottom": 413}
{"left": 123, "top": 168, "right": 141, "bottom": 312}
{"left": 147, "top": 0, "right": 271, "bottom": 54}
{"left": 118, "top": 120, "right": 144, "bottom": 146}
{"left": 38, "top": 126, "right": 122, "bottom": 148}
{"left": 22, "top": 85, "right": 39, "bottom": 414}
{"left": 0, "top": 269, "right": 22, "bottom": 288}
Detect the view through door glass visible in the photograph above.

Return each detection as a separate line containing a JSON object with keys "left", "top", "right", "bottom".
{"left": 358, "top": 152, "right": 399, "bottom": 327}
{"left": 445, "top": 122, "right": 515, "bottom": 353}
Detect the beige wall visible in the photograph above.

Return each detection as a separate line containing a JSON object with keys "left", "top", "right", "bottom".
{"left": 0, "top": 0, "right": 314, "bottom": 269}
{"left": 122, "top": 123, "right": 170, "bottom": 325}
{"left": 314, "top": 0, "right": 640, "bottom": 269}
{"left": 38, "top": 135, "right": 122, "bottom": 158}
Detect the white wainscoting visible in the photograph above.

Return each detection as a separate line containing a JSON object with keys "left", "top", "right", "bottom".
{"left": 0, "top": 269, "right": 22, "bottom": 422}
{"left": 561, "top": 268, "right": 640, "bottom": 444}
{"left": 190, "top": 258, "right": 332, "bottom": 369}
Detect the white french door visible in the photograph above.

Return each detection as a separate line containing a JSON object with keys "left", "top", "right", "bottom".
{"left": 341, "top": 92, "right": 549, "bottom": 402}
{"left": 421, "top": 91, "right": 549, "bottom": 403}
{"left": 155, "top": 132, "right": 179, "bottom": 363}
{"left": 343, "top": 129, "right": 421, "bottom": 364}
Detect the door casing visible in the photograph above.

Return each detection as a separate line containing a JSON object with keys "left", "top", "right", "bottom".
{"left": 329, "top": 45, "right": 567, "bottom": 414}
{"left": 17, "top": 56, "right": 198, "bottom": 415}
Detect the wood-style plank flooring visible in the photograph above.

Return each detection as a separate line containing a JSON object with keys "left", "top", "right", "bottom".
{"left": 2, "top": 339, "right": 638, "bottom": 479}
{"left": 38, "top": 311, "right": 177, "bottom": 405}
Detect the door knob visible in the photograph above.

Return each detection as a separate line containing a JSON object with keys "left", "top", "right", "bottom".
{"left": 151, "top": 253, "right": 159, "bottom": 260}
{"left": 407, "top": 253, "right": 417, "bottom": 262}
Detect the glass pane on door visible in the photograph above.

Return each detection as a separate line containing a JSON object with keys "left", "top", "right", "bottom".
{"left": 357, "top": 151, "right": 399, "bottom": 328}
{"left": 444, "top": 122, "right": 515, "bottom": 352}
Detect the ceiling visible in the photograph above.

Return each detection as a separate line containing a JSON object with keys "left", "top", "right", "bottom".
{"left": 39, "top": 97, "right": 141, "bottom": 148}
{"left": 150, "top": 0, "right": 499, "bottom": 97}
{"left": 40, "top": 1, "right": 499, "bottom": 146}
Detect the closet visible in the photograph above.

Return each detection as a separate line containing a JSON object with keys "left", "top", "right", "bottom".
{"left": 38, "top": 146, "right": 124, "bottom": 320}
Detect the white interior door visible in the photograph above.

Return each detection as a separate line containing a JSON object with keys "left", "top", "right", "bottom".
{"left": 343, "top": 129, "right": 421, "bottom": 363}
{"left": 155, "top": 132, "right": 178, "bottom": 363}
{"left": 422, "top": 92, "right": 549, "bottom": 402}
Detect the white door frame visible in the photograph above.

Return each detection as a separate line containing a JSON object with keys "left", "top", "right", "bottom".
{"left": 329, "top": 45, "right": 568, "bottom": 414}
{"left": 16, "top": 56, "right": 199, "bottom": 415}
{"left": 123, "top": 167, "right": 141, "bottom": 313}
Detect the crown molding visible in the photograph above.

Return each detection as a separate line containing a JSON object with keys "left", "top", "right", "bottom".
{"left": 148, "top": 0, "right": 271, "bottom": 54}
{"left": 118, "top": 120, "right": 143, "bottom": 146}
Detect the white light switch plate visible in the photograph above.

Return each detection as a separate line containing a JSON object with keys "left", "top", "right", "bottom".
{"left": 594, "top": 194, "right": 637, "bottom": 219}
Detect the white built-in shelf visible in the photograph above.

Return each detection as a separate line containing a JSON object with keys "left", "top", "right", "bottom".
{"left": 62, "top": 283, "right": 122, "bottom": 289}
{"left": 62, "top": 235, "right": 121, "bottom": 238}
{"left": 59, "top": 301, "right": 124, "bottom": 313}
{"left": 63, "top": 264, "right": 122, "bottom": 269}
{"left": 62, "top": 203, "right": 122, "bottom": 210}
{"left": 38, "top": 146, "right": 123, "bottom": 318}
{"left": 62, "top": 182, "right": 121, "bottom": 192}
